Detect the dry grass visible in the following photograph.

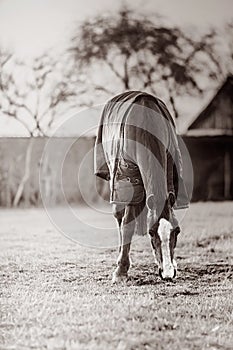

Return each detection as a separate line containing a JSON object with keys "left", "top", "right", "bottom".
{"left": 0, "top": 202, "right": 233, "bottom": 350}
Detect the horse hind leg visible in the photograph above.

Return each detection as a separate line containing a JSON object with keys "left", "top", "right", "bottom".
{"left": 112, "top": 205, "right": 135, "bottom": 283}
{"left": 112, "top": 203, "right": 125, "bottom": 247}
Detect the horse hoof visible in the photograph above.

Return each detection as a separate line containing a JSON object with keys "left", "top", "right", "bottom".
{"left": 112, "top": 272, "right": 128, "bottom": 284}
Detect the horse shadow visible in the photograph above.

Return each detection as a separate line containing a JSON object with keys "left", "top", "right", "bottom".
{"left": 126, "top": 261, "right": 233, "bottom": 287}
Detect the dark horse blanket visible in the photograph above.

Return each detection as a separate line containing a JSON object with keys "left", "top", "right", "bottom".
{"left": 94, "top": 91, "right": 189, "bottom": 220}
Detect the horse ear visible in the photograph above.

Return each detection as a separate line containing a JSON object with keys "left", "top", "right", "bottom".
{"left": 173, "top": 227, "right": 180, "bottom": 236}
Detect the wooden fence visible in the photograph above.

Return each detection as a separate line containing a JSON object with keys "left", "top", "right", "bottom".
{"left": 0, "top": 137, "right": 109, "bottom": 207}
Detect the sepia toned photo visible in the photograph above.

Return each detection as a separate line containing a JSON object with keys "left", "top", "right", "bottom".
{"left": 0, "top": 1, "right": 232, "bottom": 349}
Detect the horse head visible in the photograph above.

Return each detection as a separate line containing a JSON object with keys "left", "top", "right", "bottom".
{"left": 150, "top": 218, "right": 180, "bottom": 280}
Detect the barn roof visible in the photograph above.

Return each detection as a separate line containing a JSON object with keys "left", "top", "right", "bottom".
{"left": 187, "top": 75, "right": 233, "bottom": 136}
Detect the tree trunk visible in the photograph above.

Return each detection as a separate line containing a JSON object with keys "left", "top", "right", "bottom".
{"left": 123, "top": 57, "right": 129, "bottom": 90}
{"left": 6, "top": 163, "right": 13, "bottom": 208}
{"left": 13, "top": 137, "right": 34, "bottom": 207}
{"left": 169, "top": 95, "right": 179, "bottom": 119}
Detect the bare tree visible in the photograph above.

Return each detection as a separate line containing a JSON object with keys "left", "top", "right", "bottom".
{"left": 70, "top": 8, "right": 224, "bottom": 118}
{"left": 224, "top": 22, "right": 233, "bottom": 75}
{"left": 0, "top": 54, "right": 77, "bottom": 136}
{"left": 0, "top": 52, "right": 76, "bottom": 206}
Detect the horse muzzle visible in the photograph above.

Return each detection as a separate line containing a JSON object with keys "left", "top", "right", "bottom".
{"left": 159, "top": 267, "right": 177, "bottom": 280}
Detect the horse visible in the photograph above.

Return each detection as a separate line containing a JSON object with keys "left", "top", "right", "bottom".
{"left": 94, "top": 91, "right": 189, "bottom": 282}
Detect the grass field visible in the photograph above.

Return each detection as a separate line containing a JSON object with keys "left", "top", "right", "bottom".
{"left": 0, "top": 202, "right": 233, "bottom": 350}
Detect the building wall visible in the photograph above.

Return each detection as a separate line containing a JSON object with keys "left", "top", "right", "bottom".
{"left": 195, "top": 96, "right": 233, "bottom": 130}
{"left": 182, "top": 136, "right": 233, "bottom": 201}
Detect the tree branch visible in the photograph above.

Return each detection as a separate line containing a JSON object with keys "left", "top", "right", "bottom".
{"left": 1, "top": 111, "right": 33, "bottom": 136}
{"left": 105, "top": 58, "right": 124, "bottom": 83}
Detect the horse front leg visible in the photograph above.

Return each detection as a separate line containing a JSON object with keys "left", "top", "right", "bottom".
{"left": 112, "top": 203, "right": 124, "bottom": 249}
{"left": 112, "top": 205, "right": 135, "bottom": 283}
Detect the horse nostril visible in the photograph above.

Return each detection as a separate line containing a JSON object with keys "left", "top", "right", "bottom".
{"left": 173, "top": 269, "right": 177, "bottom": 279}
{"left": 163, "top": 277, "right": 173, "bottom": 282}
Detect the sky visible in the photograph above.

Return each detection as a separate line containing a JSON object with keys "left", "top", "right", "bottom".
{"left": 0, "top": 0, "right": 232, "bottom": 135}
{"left": 0, "top": 0, "right": 232, "bottom": 58}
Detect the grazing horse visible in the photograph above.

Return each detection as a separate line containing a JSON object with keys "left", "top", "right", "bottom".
{"left": 95, "top": 91, "right": 189, "bottom": 282}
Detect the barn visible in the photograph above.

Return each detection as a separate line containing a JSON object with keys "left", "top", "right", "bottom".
{"left": 182, "top": 75, "right": 233, "bottom": 201}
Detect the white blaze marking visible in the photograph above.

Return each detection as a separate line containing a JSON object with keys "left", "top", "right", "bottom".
{"left": 158, "top": 218, "right": 174, "bottom": 279}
